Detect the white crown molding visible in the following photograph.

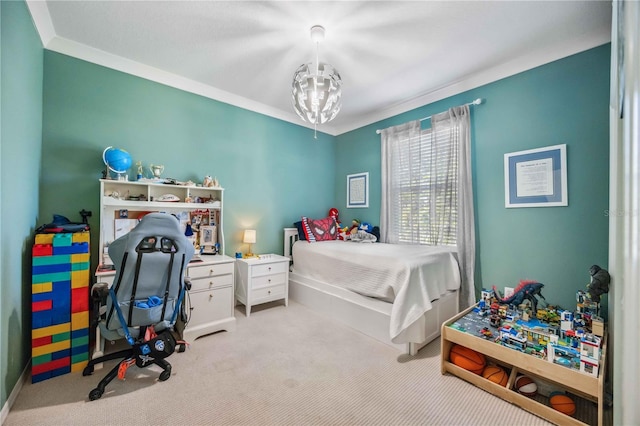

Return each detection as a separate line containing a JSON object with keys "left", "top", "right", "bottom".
{"left": 25, "top": 1, "right": 56, "bottom": 46}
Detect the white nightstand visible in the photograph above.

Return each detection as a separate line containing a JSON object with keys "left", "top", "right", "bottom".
{"left": 235, "top": 254, "right": 289, "bottom": 316}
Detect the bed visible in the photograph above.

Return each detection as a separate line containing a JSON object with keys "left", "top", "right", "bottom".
{"left": 284, "top": 227, "right": 460, "bottom": 355}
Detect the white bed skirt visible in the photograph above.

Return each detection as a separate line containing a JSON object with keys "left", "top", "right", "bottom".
{"left": 289, "top": 270, "right": 459, "bottom": 355}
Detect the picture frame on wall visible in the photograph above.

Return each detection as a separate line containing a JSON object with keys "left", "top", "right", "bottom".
{"left": 504, "top": 144, "right": 567, "bottom": 208}
{"left": 347, "top": 172, "right": 369, "bottom": 208}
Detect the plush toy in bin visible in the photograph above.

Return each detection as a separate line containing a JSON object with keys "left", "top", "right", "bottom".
{"left": 515, "top": 375, "right": 538, "bottom": 397}
{"left": 448, "top": 344, "right": 486, "bottom": 374}
{"left": 549, "top": 392, "right": 576, "bottom": 416}
{"left": 482, "top": 365, "right": 508, "bottom": 387}
{"left": 482, "top": 365, "right": 509, "bottom": 387}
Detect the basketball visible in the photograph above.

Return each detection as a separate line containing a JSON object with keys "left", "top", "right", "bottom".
{"left": 515, "top": 375, "right": 538, "bottom": 397}
{"left": 549, "top": 392, "right": 576, "bottom": 416}
{"left": 482, "top": 365, "right": 508, "bottom": 386}
{"left": 449, "top": 344, "right": 486, "bottom": 374}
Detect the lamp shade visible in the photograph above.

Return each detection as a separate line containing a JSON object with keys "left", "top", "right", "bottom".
{"left": 243, "top": 229, "right": 256, "bottom": 244}
{"left": 292, "top": 62, "right": 342, "bottom": 124}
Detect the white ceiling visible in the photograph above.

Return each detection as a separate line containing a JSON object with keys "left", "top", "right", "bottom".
{"left": 27, "top": 1, "right": 612, "bottom": 136}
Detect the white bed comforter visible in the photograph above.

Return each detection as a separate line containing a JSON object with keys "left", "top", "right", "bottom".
{"left": 292, "top": 240, "right": 460, "bottom": 343}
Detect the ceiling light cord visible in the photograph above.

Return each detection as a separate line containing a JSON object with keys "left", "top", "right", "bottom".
{"left": 314, "top": 40, "right": 320, "bottom": 138}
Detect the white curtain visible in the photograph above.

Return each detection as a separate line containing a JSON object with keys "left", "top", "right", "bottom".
{"left": 433, "top": 106, "right": 475, "bottom": 309}
{"left": 380, "top": 120, "right": 421, "bottom": 244}
{"left": 380, "top": 106, "right": 475, "bottom": 310}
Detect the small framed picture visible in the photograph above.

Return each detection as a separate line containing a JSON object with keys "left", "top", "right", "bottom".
{"left": 347, "top": 172, "right": 369, "bottom": 208}
{"left": 504, "top": 144, "right": 567, "bottom": 208}
{"left": 200, "top": 225, "right": 217, "bottom": 246}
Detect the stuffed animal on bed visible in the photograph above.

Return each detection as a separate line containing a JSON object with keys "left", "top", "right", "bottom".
{"left": 359, "top": 222, "right": 373, "bottom": 233}
{"left": 349, "top": 219, "right": 360, "bottom": 236}
{"left": 328, "top": 208, "right": 341, "bottom": 227}
{"left": 329, "top": 208, "right": 345, "bottom": 240}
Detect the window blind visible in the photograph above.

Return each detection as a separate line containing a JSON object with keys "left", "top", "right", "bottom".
{"left": 390, "top": 125, "right": 458, "bottom": 246}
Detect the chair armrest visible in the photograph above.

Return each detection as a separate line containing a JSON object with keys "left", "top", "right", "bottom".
{"left": 90, "top": 283, "right": 110, "bottom": 329}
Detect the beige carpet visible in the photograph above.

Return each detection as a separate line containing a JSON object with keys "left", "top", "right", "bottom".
{"left": 6, "top": 300, "right": 555, "bottom": 425}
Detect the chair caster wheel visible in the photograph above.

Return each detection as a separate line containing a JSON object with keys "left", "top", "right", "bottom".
{"left": 89, "top": 388, "right": 103, "bottom": 401}
{"left": 83, "top": 365, "right": 94, "bottom": 376}
{"left": 159, "top": 370, "right": 171, "bottom": 381}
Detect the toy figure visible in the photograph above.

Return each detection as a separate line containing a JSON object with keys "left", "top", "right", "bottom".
{"left": 328, "top": 208, "right": 341, "bottom": 228}
{"left": 493, "top": 280, "right": 546, "bottom": 312}
{"left": 587, "top": 264, "right": 610, "bottom": 303}
{"left": 136, "top": 161, "right": 144, "bottom": 180}
{"left": 349, "top": 219, "right": 360, "bottom": 235}
{"left": 359, "top": 222, "right": 373, "bottom": 233}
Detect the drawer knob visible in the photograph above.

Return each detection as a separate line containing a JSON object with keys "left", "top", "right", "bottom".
{"left": 209, "top": 294, "right": 213, "bottom": 300}
{"left": 268, "top": 279, "right": 271, "bottom": 283}
{"left": 268, "top": 267, "right": 271, "bottom": 271}
{"left": 268, "top": 290, "right": 271, "bottom": 294}
{"left": 209, "top": 269, "right": 214, "bottom": 274}
{"left": 209, "top": 281, "right": 213, "bottom": 287}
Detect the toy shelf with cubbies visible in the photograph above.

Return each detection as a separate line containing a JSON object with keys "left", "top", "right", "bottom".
{"left": 441, "top": 304, "right": 607, "bottom": 426}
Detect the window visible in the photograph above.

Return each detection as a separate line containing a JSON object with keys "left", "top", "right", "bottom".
{"left": 390, "top": 125, "right": 458, "bottom": 246}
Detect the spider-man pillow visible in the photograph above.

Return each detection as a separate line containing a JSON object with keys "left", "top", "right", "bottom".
{"left": 301, "top": 216, "right": 338, "bottom": 242}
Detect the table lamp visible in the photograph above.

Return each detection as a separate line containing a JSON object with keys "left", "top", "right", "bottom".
{"left": 243, "top": 229, "right": 256, "bottom": 258}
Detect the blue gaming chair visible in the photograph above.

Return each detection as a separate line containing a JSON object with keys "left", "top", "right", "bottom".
{"left": 83, "top": 212, "right": 193, "bottom": 400}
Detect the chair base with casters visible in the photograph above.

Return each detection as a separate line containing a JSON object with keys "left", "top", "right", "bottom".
{"left": 82, "top": 325, "right": 175, "bottom": 400}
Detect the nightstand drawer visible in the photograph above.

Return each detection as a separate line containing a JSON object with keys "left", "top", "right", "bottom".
{"left": 252, "top": 284, "right": 286, "bottom": 303}
{"left": 251, "top": 262, "right": 288, "bottom": 277}
{"left": 252, "top": 272, "right": 286, "bottom": 289}
{"left": 189, "top": 273, "right": 233, "bottom": 292}
{"left": 188, "top": 262, "right": 234, "bottom": 279}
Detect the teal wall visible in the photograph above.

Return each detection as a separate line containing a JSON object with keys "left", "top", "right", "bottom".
{"left": 1, "top": 0, "right": 44, "bottom": 410}
{"left": 335, "top": 45, "right": 611, "bottom": 314}
{"left": 42, "top": 51, "right": 336, "bottom": 264}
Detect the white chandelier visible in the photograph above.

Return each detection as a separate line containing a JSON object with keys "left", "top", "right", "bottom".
{"left": 292, "top": 25, "right": 342, "bottom": 135}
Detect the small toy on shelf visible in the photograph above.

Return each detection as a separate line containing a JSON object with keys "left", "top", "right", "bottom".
{"left": 493, "top": 280, "right": 546, "bottom": 312}
{"left": 135, "top": 161, "right": 144, "bottom": 180}
{"left": 479, "top": 326, "right": 493, "bottom": 339}
{"left": 489, "top": 314, "right": 501, "bottom": 328}
{"left": 587, "top": 264, "right": 610, "bottom": 303}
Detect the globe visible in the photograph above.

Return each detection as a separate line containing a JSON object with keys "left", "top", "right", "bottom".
{"left": 102, "top": 146, "right": 132, "bottom": 174}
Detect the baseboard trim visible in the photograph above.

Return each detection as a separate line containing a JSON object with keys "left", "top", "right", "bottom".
{"left": 1, "top": 361, "right": 30, "bottom": 425}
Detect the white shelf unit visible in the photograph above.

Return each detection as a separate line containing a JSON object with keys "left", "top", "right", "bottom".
{"left": 98, "top": 179, "right": 226, "bottom": 268}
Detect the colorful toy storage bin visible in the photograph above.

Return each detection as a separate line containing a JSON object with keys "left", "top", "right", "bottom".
{"left": 31, "top": 231, "right": 90, "bottom": 383}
